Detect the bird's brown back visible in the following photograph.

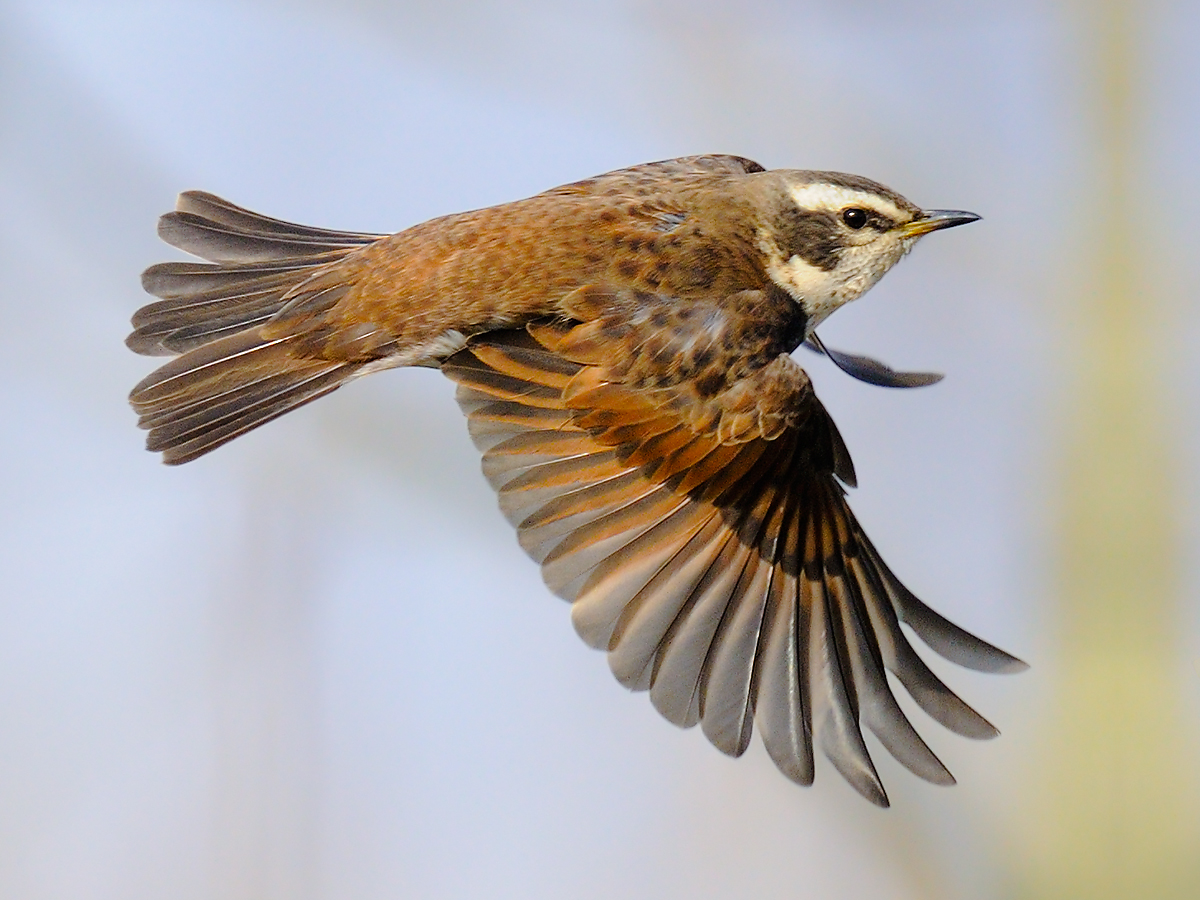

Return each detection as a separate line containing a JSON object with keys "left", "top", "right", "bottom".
{"left": 308, "top": 169, "right": 772, "bottom": 359}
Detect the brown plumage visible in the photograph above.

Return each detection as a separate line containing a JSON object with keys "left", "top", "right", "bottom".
{"left": 128, "top": 154, "right": 1024, "bottom": 806}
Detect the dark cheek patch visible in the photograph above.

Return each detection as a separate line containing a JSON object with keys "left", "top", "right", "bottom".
{"left": 776, "top": 209, "right": 843, "bottom": 271}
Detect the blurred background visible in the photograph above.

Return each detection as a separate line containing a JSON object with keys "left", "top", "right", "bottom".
{"left": 1, "top": 1, "right": 1198, "bottom": 897}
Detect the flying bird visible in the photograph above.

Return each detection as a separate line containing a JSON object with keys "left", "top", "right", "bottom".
{"left": 127, "top": 155, "right": 1025, "bottom": 806}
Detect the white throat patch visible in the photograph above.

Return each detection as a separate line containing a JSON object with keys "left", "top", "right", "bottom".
{"left": 764, "top": 255, "right": 847, "bottom": 331}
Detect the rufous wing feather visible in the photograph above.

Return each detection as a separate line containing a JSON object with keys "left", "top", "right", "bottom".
{"left": 443, "top": 285, "right": 1026, "bottom": 807}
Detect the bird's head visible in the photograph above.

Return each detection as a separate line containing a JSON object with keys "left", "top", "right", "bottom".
{"left": 753, "top": 171, "right": 979, "bottom": 333}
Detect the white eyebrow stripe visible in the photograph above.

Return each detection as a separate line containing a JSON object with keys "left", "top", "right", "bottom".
{"left": 788, "top": 183, "right": 906, "bottom": 222}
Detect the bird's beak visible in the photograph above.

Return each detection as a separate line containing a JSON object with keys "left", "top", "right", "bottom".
{"left": 901, "top": 209, "right": 981, "bottom": 238}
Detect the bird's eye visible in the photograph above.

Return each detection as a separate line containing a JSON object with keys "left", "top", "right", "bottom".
{"left": 842, "top": 207, "right": 868, "bottom": 229}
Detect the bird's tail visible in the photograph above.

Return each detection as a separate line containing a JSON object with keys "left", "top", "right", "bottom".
{"left": 127, "top": 192, "right": 385, "bottom": 464}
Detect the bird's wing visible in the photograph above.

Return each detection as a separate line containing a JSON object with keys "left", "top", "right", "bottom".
{"left": 602, "top": 154, "right": 767, "bottom": 177}
{"left": 804, "top": 333, "right": 944, "bottom": 389}
{"left": 546, "top": 154, "right": 765, "bottom": 199}
{"left": 442, "top": 285, "right": 1025, "bottom": 807}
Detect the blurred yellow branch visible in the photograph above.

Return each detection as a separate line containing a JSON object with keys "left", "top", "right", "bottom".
{"left": 1017, "top": 2, "right": 1200, "bottom": 896}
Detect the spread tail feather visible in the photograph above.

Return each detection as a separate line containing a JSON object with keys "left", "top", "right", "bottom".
{"left": 129, "top": 191, "right": 382, "bottom": 356}
{"left": 160, "top": 190, "right": 381, "bottom": 263}
{"left": 128, "top": 192, "right": 382, "bottom": 462}
{"left": 130, "top": 330, "right": 362, "bottom": 464}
